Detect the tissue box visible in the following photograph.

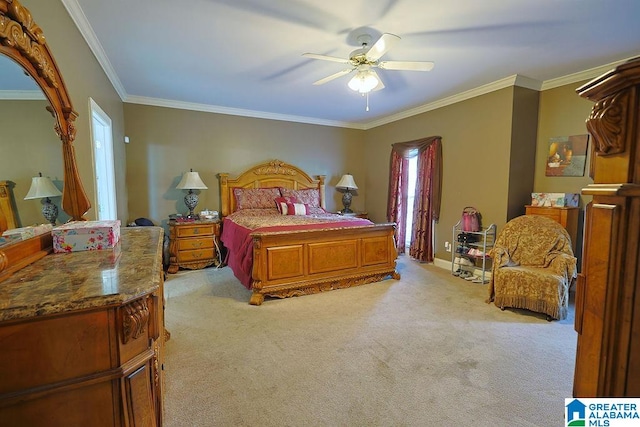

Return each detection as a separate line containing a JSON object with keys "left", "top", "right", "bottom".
{"left": 531, "top": 193, "right": 579, "bottom": 208}
{"left": 53, "top": 220, "right": 121, "bottom": 253}
{"left": 2, "top": 223, "right": 53, "bottom": 240}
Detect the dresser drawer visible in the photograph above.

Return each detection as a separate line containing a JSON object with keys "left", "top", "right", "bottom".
{"left": 176, "top": 224, "right": 216, "bottom": 238}
{"left": 177, "top": 237, "right": 214, "bottom": 251}
{"left": 177, "top": 248, "right": 215, "bottom": 262}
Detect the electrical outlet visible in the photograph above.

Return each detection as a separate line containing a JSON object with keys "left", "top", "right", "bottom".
{"left": 445, "top": 241, "right": 451, "bottom": 252}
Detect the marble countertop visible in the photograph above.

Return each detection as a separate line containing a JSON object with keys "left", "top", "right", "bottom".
{"left": 0, "top": 227, "right": 164, "bottom": 322}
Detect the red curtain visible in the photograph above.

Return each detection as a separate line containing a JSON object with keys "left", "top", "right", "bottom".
{"left": 387, "top": 136, "right": 442, "bottom": 261}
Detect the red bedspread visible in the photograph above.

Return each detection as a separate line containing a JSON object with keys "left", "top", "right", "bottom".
{"left": 220, "top": 209, "right": 372, "bottom": 288}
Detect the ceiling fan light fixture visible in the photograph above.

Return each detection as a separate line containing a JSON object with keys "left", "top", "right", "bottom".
{"left": 348, "top": 70, "right": 379, "bottom": 94}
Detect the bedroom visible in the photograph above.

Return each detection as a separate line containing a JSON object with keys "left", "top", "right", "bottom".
{"left": 1, "top": 0, "right": 640, "bottom": 424}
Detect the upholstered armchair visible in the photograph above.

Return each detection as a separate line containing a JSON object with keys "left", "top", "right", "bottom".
{"left": 486, "top": 215, "right": 577, "bottom": 320}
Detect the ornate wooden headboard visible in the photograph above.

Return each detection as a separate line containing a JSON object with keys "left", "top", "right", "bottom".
{"left": 218, "top": 159, "right": 326, "bottom": 217}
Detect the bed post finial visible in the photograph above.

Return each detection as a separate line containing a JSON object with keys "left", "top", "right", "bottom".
{"left": 217, "top": 173, "right": 229, "bottom": 217}
{"left": 317, "top": 175, "right": 326, "bottom": 210}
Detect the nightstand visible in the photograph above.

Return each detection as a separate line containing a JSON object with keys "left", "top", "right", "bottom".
{"left": 168, "top": 219, "right": 221, "bottom": 273}
{"left": 337, "top": 211, "right": 369, "bottom": 219}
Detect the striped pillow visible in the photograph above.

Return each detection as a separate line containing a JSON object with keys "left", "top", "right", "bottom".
{"left": 281, "top": 202, "right": 309, "bottom": 216}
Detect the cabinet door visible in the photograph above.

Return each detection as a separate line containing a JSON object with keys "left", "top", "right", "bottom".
{"left": 123, "top": 361, "right": 157, "bottom": 427}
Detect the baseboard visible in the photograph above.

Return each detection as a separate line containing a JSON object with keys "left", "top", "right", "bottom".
{"left": 433, "top": 256, "right": 492, "bottom": 279}
{"left": 433, "top": 257, "right": 452, "bottom": 271}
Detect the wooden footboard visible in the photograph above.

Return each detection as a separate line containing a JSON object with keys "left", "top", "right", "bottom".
{"left": 248, "top": 223, "right": 400, "bottom": 305}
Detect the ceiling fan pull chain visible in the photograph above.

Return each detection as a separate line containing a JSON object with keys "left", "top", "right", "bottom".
{"left": 366, "top": 92, "right": 370, "bottom": 112}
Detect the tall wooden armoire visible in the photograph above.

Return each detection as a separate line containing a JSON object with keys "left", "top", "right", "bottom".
{"left": 573, "top": 56, "right": 640, "bottom": 396}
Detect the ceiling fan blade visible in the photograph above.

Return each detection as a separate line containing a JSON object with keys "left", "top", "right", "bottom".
{"left": 312, "top": 68, "right": 354, "bottom": 85}
{"left": 378, "top": 61, "right": 435, "bottom": 71}
{"left": 365, "top": 33, "right": 400, "bottom": 61}
{"left": 303, "top": 53, "right": 351, "bottom": 64}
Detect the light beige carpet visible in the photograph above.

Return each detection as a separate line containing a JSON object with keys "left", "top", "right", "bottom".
{"left": 163, "top": 255, "right": 576, "bottom": 427}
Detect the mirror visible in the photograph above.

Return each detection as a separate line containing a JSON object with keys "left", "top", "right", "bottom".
{"left": 0, "top": 0, "right": 91, "bottom": 278}
{"left": 0, "top": 55, "right": 67, "bottom": 227}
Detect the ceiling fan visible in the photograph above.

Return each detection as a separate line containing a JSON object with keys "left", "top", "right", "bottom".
{"left": 303, "top": 33, "right": 435, "bottom": 95}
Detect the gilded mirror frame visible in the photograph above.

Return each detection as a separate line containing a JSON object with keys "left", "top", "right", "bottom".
{"left": 0, "top": 0, "right": 90, "bottom": 277}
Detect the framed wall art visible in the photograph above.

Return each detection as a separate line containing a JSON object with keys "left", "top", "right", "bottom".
{"left": 545, "top": 134, "right": 589, "bottom": 177}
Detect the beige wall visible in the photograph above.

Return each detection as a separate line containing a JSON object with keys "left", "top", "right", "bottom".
{"left": 535, "top": 81, "right": 594, "bottom": 199}
{"left": 24, "top": 0, "right": 127, "bottom": 222}
{"left": 123, "top": 104, "right": 365, "bottom": 226}
{"left": 506, "top": 86, "right": 539, "bottom": 220}
{"left": 364, "top": 88, "right": 518, "bottom": 261}
{"left": 535, "top": 80, "right": 595, "bottom": 261}
{"left": 0, "top": 100, "right": 65, "bottom": 226}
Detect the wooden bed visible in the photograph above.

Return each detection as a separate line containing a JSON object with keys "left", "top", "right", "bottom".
{"left": 0, "top": 181, "right": 18, "bottom": 234}
{"left": 218, "top": 159, "right": 400, "bottom": 305}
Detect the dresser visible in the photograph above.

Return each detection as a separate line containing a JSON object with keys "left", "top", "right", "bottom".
{"left": 168, "top": 219, "right": 221, "bottom": 273}
{"left": 524, "top": 205, "right": 579, "bottom": 252}
{"left": 0, "top": 227, "right": 166, "bottom": 426}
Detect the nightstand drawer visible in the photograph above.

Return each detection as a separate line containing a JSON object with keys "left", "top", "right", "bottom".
{"left": 177, "top": 237, "right": 214, "bottom": 251}
{"left": 177, "top": 248, "right": 215, "bottom": 262}
{"left": 176, "top": 224, "right": 216, "bottom": 238}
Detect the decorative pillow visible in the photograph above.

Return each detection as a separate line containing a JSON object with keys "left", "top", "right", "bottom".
{"left": 233, "top": 187, "right": 281, "bottom": 210}
{"left": 280, "top": 188, "right": 321, "bottom": 208}
{"left": 274, "top": 196, "right": 298, "bottom": 214}
{"left": 282, "top": 202, "right": 310, "bottom": 216}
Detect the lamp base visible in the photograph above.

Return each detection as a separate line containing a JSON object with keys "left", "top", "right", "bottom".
{"left": 184, "top": 190, "right": 199, "bottom": 218}
{"left": 341, "top": 190, "right": 353, "bottom": 214}
{"left": 42, "top": 197, "right": 58, "bottom": 226}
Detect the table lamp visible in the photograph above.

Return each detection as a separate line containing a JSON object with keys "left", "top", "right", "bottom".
{"left": 336, "top": 174, "right": 358, "bottom": 214}
{"left": 176, "top": 169, "right": 208, "bottom": 218}
{"left": 24, "top": 172, "right": 62, "bottom": 225}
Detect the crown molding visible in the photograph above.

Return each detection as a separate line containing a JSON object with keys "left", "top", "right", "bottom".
{"left": 61, "top": 1, "right": 636, "bottom": 130}
{"left": 61, "top": 0, "right": 127, "bottom": 100}
{"left": 363, "top": 74, "right": 543, "bottom": 129}
{"left": 540, "top": 56, "right": 636, "bottom": 90}
{"left": 124, "top": 95, "right": 366, "bottom": 130}
{"left": 0, "top": 90, "right": 46, "bottom": 100}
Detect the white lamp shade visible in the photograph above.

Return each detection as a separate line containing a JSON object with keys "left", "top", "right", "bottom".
{"left": 336, "top": 174, "right": 358, "bottom": 190}
{"left": 24, "top": 176, "right": 62, "bottom": 200}
{"left": 176, "top": 171, "right": 208, "bottom": 190}
{"left": 348, "top": 71, "right": 379, "bottom": 94}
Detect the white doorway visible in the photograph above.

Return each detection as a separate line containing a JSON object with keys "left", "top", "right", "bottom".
{"left": 89, "top": 98, "right": 117, "bottom": 220}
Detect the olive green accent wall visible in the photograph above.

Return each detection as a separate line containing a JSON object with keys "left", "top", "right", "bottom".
{"left": 507, "top": 86, "right": 539, "bottom": 220}
{"left": 123, "top": 104, "right": 365, "bottom": 226}
{"left": 23, "top": 0, "right": 127, "bottom": 221}
{"left": 535, "top": 80, "right": 594, "bottom": 198}
{"left": 364, "top": 87, "right": 524, "bottom": 261}
{"left": 0, "top": 100, "right": 64, "bottom": 226}
{"left": 535, "top": 80, "right": 595, "bottom": 262}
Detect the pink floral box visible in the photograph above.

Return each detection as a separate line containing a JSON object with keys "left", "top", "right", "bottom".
{"left": 52, "top": 220, "right": 121, "bottom": 253}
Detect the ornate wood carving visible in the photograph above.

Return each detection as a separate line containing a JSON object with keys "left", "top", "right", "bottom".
{"left": 586, "top": 91, "right": 628, "bottom": 155}
{"left": 121, "top": 298, "right": 150, "bottom": 344}
{"left": 249, "top": 270, "right": 401, "bottom": 305}
{"left": 253, "top": 159, "right": 298, "bottom": 176}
